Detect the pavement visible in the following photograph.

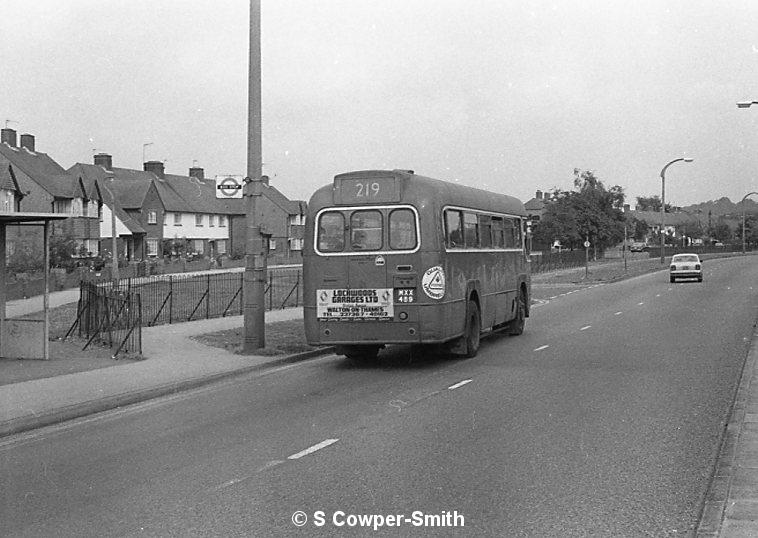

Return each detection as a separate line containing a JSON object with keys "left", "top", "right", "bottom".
{"left": 1, "top": 260, "right": 758, "bottom": 536}
{"left": 1, "top": 289, "right": 322, "bottom": 439}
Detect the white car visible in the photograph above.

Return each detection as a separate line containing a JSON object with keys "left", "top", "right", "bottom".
{"left": 670, "top": 253, "right": 703, "bottom": 283}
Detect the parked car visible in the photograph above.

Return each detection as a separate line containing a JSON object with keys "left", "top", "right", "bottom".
{"left": 670, "top": 253, "right": 703, "bottom": 283}
{"left": 630, "top": 242, "right": 648, "bottom": 252}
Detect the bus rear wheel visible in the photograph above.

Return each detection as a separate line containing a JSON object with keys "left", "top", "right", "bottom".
{"left": 462, "top": 300, "right": 481, "bottom": 358}
{"left": 339, "top": 344, "right": 381, "bottom": 362}
{"left": 507, "top": 289, "right": 526, "bottom": 336}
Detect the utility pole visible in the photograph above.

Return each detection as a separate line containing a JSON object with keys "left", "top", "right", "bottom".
{"left": 243, "top": 0, "right": 266, "bottom": 351}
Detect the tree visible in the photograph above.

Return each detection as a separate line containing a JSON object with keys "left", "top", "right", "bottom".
{"left": 532, "top": 169, "right": 626, "bottom": 251}
{"left": 711, "top": 221, "right": 732, "bottom": 243}
{"left": 635, "top": 195, "right": 672, "bottom": 213}
{"left": 736, "top": 215, "right": 758, "bottom": 246}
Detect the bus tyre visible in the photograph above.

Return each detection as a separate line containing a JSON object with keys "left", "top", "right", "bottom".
{"left": 340, "top": 344, "right": 380, "bottom": 362}
{"left": 507, "top": 290, "right": 526, "bottom": 336}
{"left": 462, "top": 300, "right": 481, "bottom": 358}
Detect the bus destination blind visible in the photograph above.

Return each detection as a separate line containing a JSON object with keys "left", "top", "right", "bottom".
{"left": 334, "top": 177, "right": 400, "bottom": 204}
{"left": 317, "top": 288, "right": 394, "bottom": 321}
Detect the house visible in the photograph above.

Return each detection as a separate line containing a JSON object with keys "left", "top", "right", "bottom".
{"left": 524, "top": 189, "right": 551, "bottom": 225}
{"left": 0, "top": 128, "right": 101, "bottom": 258}
{"left": 69, "top": 154, "right": 307, "bottom": 263}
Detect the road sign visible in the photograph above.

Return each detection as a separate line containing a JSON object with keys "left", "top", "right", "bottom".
{"left": 584, "top": 240, "right": 591, "bottom": 248}
{"left": 215, "top": 175, "right": 244, "bottom": 199}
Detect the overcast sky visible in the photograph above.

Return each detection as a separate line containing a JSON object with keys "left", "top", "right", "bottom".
{"left": 3, "top": 0, "right": 758, "bottom": 207}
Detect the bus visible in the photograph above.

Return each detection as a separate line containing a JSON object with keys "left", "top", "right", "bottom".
{"left": 303, "top": 169, "right": 530, "bottom": 360}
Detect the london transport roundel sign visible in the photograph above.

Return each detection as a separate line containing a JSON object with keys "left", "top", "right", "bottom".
{"left": 215, "top": 175, "right": 244, "bottom": 199}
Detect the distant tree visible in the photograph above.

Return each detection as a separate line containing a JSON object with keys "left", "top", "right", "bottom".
{"left": 626, "top": 216, "right": 650, "bottom": 241}
{"left": 711, "top": 222, "right": 733, "bottom": 242}
{"left": 532, "top": 169, "right": 626, "bottom": 251}
{"left": 635, "top": 195, "right": 672, "bottom": 213}
{"left": 736, "top": 215, "right": 758, "bottom": 245}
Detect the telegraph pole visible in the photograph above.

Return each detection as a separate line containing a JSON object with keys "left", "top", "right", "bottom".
{"left": 243, "top": 0, "right": 266, "bottom": 351}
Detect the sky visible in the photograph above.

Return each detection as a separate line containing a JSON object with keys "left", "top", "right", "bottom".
{"left": 3, "top": 0, "right": 758, "bottom": 207}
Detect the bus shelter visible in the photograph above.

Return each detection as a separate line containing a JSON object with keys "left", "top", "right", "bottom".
{"left": 0, "top": 212, "right": 68, "bottom": 360}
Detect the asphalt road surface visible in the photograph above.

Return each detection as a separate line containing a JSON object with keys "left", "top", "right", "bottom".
{"left": 2, "top": 257, "right": 756, "bottom": 537}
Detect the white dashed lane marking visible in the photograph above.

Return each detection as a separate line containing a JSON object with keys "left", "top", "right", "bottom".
{"left": 534, "top": 345, "right": 550, "bottom": 352}
{"left": 614, "top": 311, "right": 622, "bottom": 316}
{"left": 448, "top": 379, "right": 472, "bottom": 390}
{"left": 580, "top": 325, "right": 591, "bottom": 331}
{"left": 638, "top": 302, "right": 645, "bottom": 306}
{"left": 288, "top": 439, "right": 339, "bottom": 460}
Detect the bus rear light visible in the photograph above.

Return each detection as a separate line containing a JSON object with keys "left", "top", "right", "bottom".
{"left": 398, "top": 311, "right": 408, "bottom": 321}
{"left": 408, "top": 328, "right": 416, "bottom": 336}
{"left": 324, "top": 329, "right": 331, "bottom": 336}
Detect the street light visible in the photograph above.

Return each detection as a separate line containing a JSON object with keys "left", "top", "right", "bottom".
{"left": 737, "top": 102, "right": 758, "bottom": 255}
{"left": 660, "top": 157, "right": 694, "bottom": 264}
{"left": 740, "top": 192, "right": 758, "bottom": 254}
{"left": 99, "top": 175, "right": 119, "bottom": 284}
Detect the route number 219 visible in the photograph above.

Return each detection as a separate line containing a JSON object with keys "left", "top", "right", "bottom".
{"left": 355, "top": 182, "right": 381, "bottom": 197}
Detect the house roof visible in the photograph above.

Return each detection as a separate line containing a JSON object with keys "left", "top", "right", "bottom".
{"left": 524, "top": 197, "right": 545, "bottom": 211}
{"left": 69, "top": 162, "right": 307, "bottom": 217}
{"left": 627, "top": 210, "right": 703, "bottom": 227}
{"left": 0, "top": 143, "right": 79, "bottom": 199}
{"left": 0, "top": 165, "right": 20, "bottom": 192}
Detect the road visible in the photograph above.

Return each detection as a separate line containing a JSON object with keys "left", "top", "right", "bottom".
{"left": 1, "top": 257, "right": 756, "bottom": 536}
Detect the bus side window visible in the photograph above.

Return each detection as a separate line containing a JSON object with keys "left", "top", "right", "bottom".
{"left": 503, "top": 218, "right": 516, "bottom": 248}
{"left": 492, "top": 216, "right": 505, "bottom": 248}
{"left": 318, "top": 211, "right": 345, "bottom": 252}
{"left": 463, "top": 212, "right": 479, "bottom": 248}
{"left": 514, "top": 219, "right": 523, "bottom": 247}
{"left": 445, "top": 210, "right": 463, "bottom": 248}
{"left": 479, "top": 215, "right": 492, "bottom": 248}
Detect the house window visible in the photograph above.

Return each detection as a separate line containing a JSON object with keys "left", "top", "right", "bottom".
{"left": 53, "top": 199, "right": 72, "bottom": 214}
{"left": 173, "top": 212, "right": 182, "bottom": 225}
{"left": 209, "top": 215, "right": 215, "bottom": 227}
{"left": 289, "top": 214, "right": 305, "bottom": 226}
{"left": 195, "top": 214, "right": 203, "bottom": 226}
{"left": 147, "top": 210, "right": 157, "bottom": 224}
{"left": 146, "top": 238, "right": 159, "bottom": 257}
{"left": 269, "top": 239, "right": 276, "bottom": 250}
{"left": 193, "top": 239, "right": 204, "bottom": 254}
{"left": 219, "top": 215, "right": 227, "bottom": 227}
{"left": 289, "top": 238, "right": 303, "bottom": 251}
{"left": 216, "top": 239, "right": 227, "bottom": 254}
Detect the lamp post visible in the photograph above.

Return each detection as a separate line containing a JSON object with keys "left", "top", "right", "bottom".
{"left": 660, "top": 157, "right": 694, "bottom": 264}
{"left": 740, "top": 192, "right": 758, "bottom": 254}
{"left": 99, "top": 176, "right": 119, "bottom": 284}
{"left": 737, "top": 101, "right": 758, "bottom": 255}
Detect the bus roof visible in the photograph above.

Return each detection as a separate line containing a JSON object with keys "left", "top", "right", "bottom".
{"left": 309, "top": 169, "right": 527, "bottom": 216}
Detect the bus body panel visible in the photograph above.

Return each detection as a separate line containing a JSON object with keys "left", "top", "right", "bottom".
{"left": 303, "top": 170, "right": 530, "bottom": 350}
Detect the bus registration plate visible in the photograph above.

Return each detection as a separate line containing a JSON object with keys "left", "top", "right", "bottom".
{"left": 317, "top": 288, "right": 394, "bottom": 321}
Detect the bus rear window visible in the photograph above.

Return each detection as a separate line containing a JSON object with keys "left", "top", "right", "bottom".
{"left": 389, "top": 208, "right": 417, "bottom": 250}
{"left": 350, "top": 210, "right": 383, "bottom": 250}
{"left": 318, "top": 212, "right": 345, "bottom": 252}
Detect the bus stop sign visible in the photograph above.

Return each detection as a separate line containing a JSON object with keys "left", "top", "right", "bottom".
{"left": 215, "top": 175, "right": 244, "bottom": 199}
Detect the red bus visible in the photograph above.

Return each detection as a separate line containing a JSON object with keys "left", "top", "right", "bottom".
{"left": 303, "top": 169, "right": 530, "bottom": 360}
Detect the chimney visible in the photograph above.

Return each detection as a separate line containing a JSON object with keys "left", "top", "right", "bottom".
{"left": 189, "top": 166, "right": 204, "bottom": 180}
{"left": 19, "top": 133, "right": 35, "bottom": 152}
{"left": 144, "top": 160, "right": 165, "bottom": 179}
{"left": 535, "top": 190, "right": 543, "bottom": 200}
{"left": 94, "top": 152, "right": 113, "bottom": 170}
{"left": 261, "top": 175, "right": 270, "bottom": 186}
{"left": 1, "top": 128, "right": 17, "bottom": 147}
